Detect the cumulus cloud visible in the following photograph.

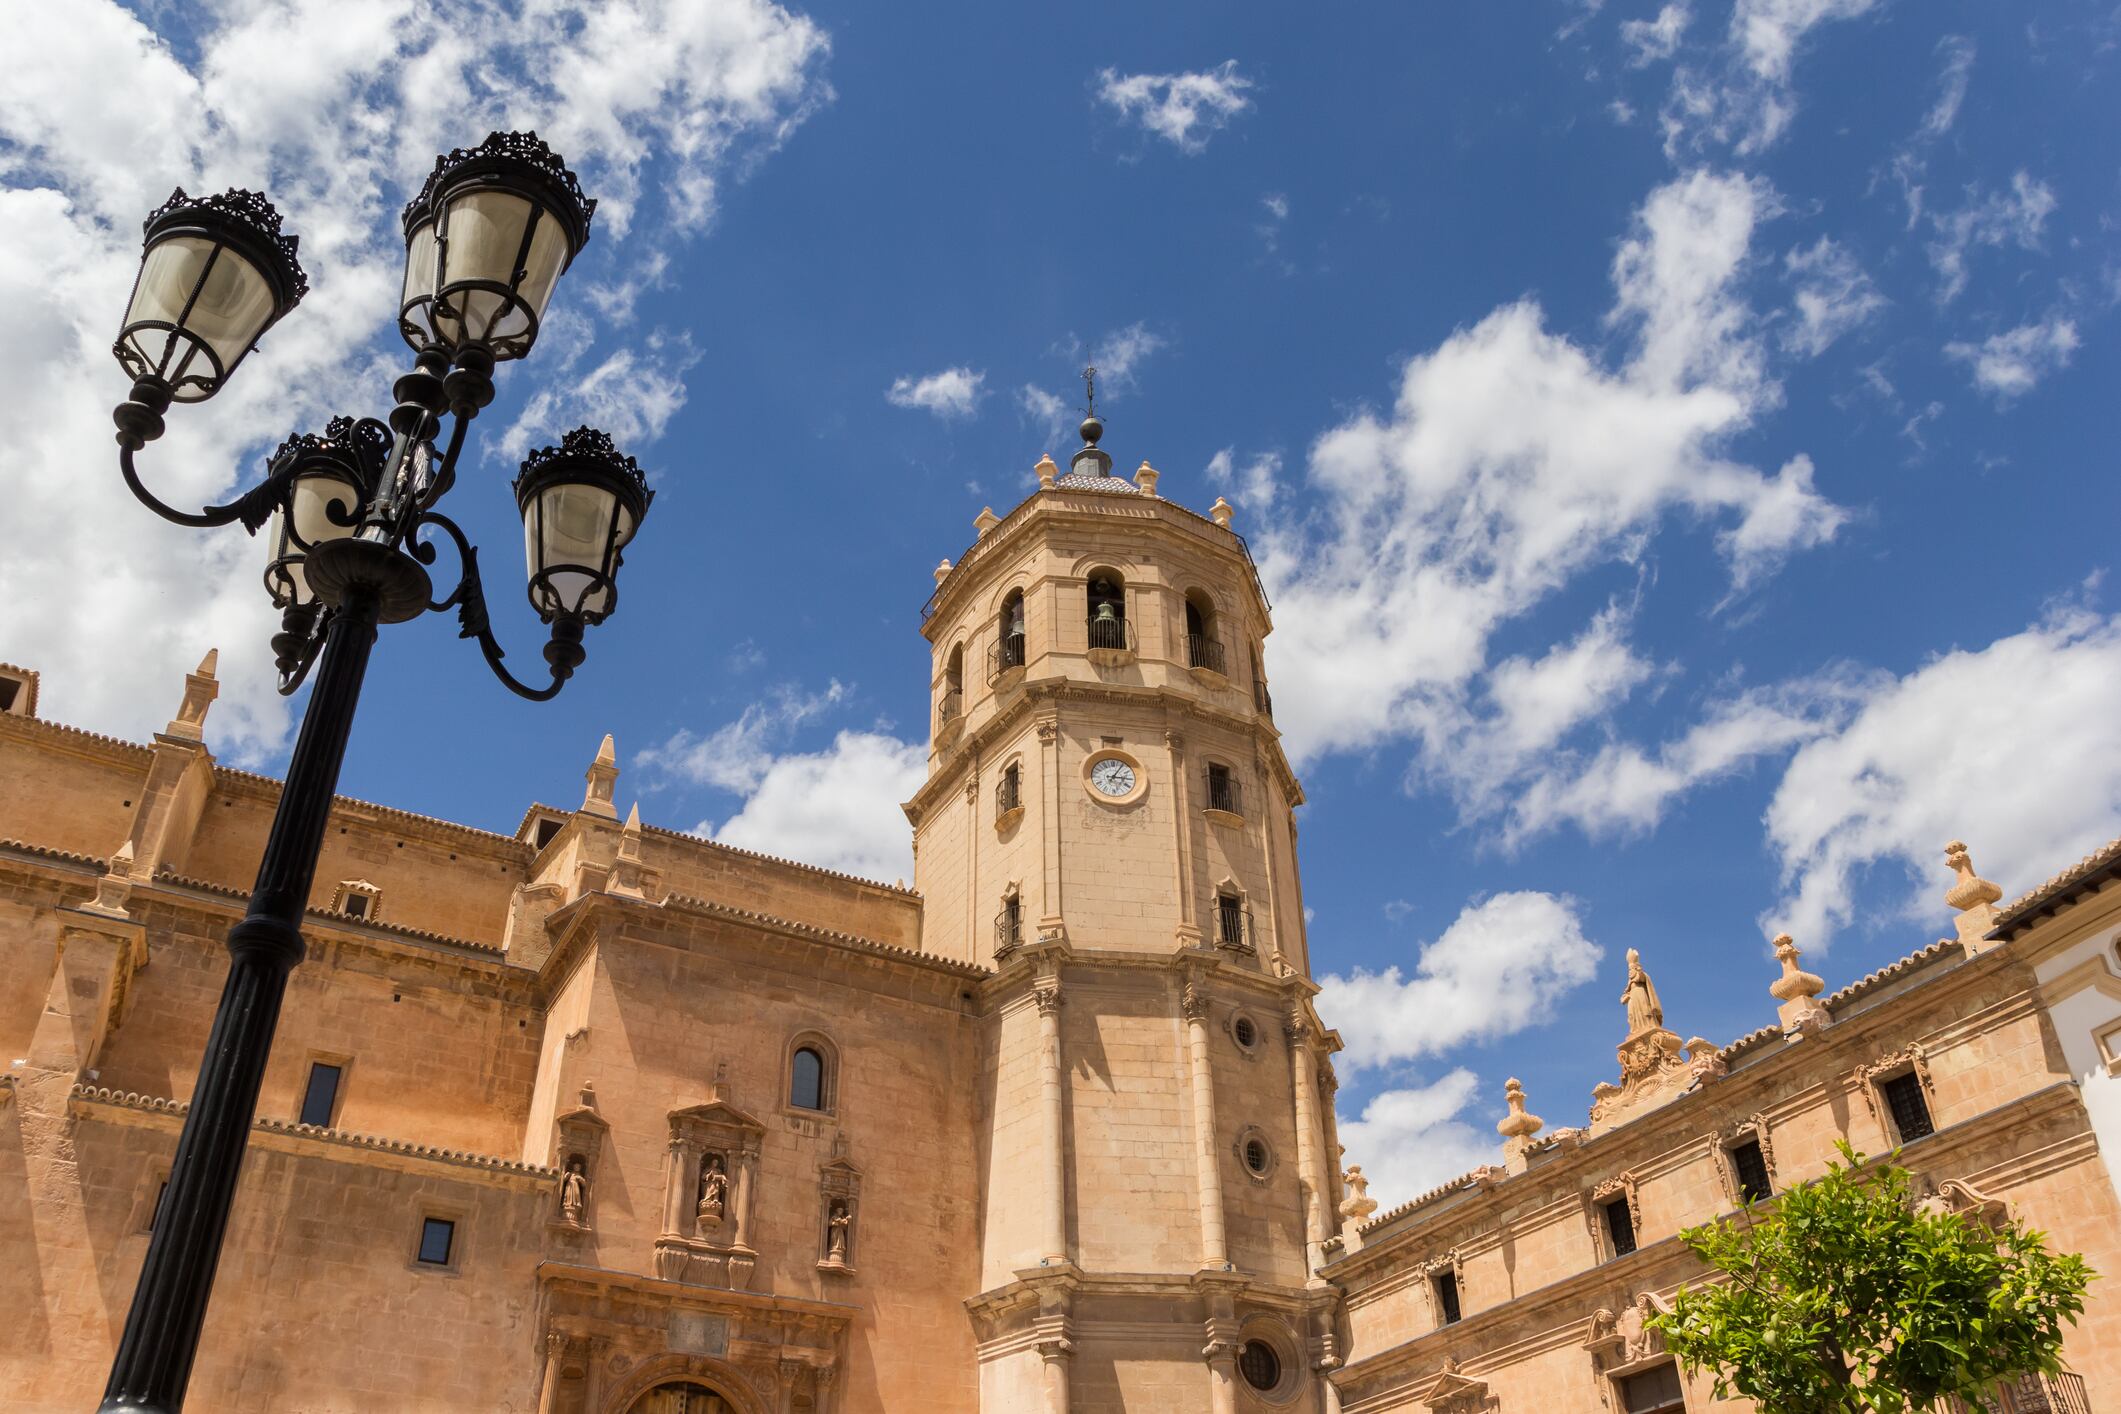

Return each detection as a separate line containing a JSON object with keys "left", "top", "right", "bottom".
{"left": 700, "top": 731, "right": 925, "bottom": 883}
{"left": 1337, "top": 1069, "right": 1502, "bottom": 1210}
{"left": 637, "top": 681, "right": 851, "bottom": 793}
{"left": 1256, "top": 170, "right": 1844, "bottom": 772}
{"left": 0, "top": 0, "right": 829, "bottom": 762}
{"left": 498, "top": 331, "right": 701, "bottom": 462}
{"left": 1764, "top": 607, "right": 2121, "bottom": 947}
{"left": 1945, "top": 316, "right": 2079, "bottom": 401}
{"left": 1318, "top": 892, "right": 1603, "bottom": 1072}
{"left": 1089, "top": 322, "right": 1167, "bottom": 394}
{"left": 1018, "top": 384, "right": 1071, "bottom": 444}
{"left": 1204, "top": 447, "right": 1283, "bottom": 512}
{"left": 1095, "top": 60, "right": 1254, "bottom": 154}
{"left": 1658, "top": 0, "right": 1877, "bottom": 155}
{"left": 1927, "top": 172, "right": 2057, "bottom": 304}
{"left": 1622, "top": 3, "right": 1692, "bottom": 66}
{"left": 887, "top": 366, "right": 986, "bottom": 419}
{"left": 1782, "top": 237, "right": 1884, "bottom": 356}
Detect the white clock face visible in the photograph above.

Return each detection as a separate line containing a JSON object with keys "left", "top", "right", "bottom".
{"left": 1090, "top": 758, "right": 1137, "bottom": 797}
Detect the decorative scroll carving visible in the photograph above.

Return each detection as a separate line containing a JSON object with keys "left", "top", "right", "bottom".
{"left": 1915, "top": 1174, "right": 2011, "bottom": 1228}
{"left": 1032, "top": 982, "right": 1063, "bottom": 1017}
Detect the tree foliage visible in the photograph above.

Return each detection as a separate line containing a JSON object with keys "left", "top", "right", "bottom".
{"left": 1647, "top": 1143, "right": 2091, "bottom": 1412}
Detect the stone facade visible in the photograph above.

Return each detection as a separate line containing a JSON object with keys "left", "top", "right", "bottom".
{"left": 6, "top": 438, "right": 2121, "bottom": 1412}
{"left": 1325, "top": 847, "right": 2121, "bottom": 1414}
{"left": 0, "top": 438, "right": 1342, "bottom": 1413}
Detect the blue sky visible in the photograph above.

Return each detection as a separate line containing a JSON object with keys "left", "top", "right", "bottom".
{"left": 5, "top": 0, "right": 2120, "bottom": 1204}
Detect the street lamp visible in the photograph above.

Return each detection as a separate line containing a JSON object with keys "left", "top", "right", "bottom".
{"left": 99, "top": 133, "right": 646, "bottom": 1414}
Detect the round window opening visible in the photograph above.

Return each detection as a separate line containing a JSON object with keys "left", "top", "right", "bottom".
{"left": 1244, "top": 1138, "right": 1270, "bottom": 1175}
{"left": 1238, "top": 1339, "right": 1282, "bottom": 1391}
{"left": 1233, "top": 1016, "right": 1257, "bottom": 1048}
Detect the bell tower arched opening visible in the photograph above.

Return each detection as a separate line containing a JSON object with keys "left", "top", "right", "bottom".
{"left": 1183, "top": 589, "right": 1224, "bottom": 673}
{"left": 1087, "top": 570, "right": 1127, "bottom": 650}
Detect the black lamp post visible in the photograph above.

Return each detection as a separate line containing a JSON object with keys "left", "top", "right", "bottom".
{"left": 99, "top": 133, "right": 649, "bottom": 1414}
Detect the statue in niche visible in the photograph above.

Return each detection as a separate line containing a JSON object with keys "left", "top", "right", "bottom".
{"left": 697, "top": 1153, "right": 728, "bottom": 1226}
{"left": 560, "top": 1154, "right": 590, "bottom": 1226}
{"left": 825, "top": 1201, "right": 852, "bottom": 1263}
{"left": 1621, "top": 948, "right": 1664, "bottom": 1034}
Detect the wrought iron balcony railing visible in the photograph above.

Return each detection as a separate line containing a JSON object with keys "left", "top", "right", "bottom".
{"left": 1254, "top": 680, "right": 1273, "bottom": 716}
{"left": 1187, "top": 634, "right": 1226, "bottom": 673}
{"left": 995, "top": 771, "right": 1022, "bottom": 818}
{"left": 1214, "top": 898, "right": 1256, "bottom": 952}
{"left": 989, "top": 630, "right": 1026, "bottom": 681}
{"left": 995, "top": 901, "right": 1024, "bottom": 956}
{"left": 1952, "top": 1372, "right": 2090, "bottom": 1414}
{"left": 1206, "top": 770, "right": 1245, "bottom": 817}
{"left": 1087, "top": 614, "right": 1133, "bottom": 652}
{"left": 937, "top": 689, "right": 962, "bottom": 724}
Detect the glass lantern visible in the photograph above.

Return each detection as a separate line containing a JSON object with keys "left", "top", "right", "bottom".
{"left": 399, "top": 132, "right": 596, "bottom": 361}
{"left": 115, "top": 189, "right": 307, "bottom": 402}
{"left": 511, "top": 427, "right": 652, "bottom": 625}
{"left": 261, "top": 419, "right": 385, "bottom": 608}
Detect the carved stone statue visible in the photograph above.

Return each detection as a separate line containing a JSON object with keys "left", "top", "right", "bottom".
{"left": 697, "top": 1153, "right": 728, "bottom": 1226}
{"left": 1621, "top": 947, "right": 1663, "bottom": 1034}
{"left": 560, "top": 1155, "right": 589, "bottom": 1226}
{"left": 826, "top": 1201, "right": 852, "bottom": 1262}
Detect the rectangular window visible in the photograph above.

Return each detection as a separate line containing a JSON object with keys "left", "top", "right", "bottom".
{"left": 417, "top": 1217, "right": 456, "bottom": 1266}
{"left": 1604, "top": 1197, "right": 1637, "bottom": 1257}
{"left": 0, "top": 679, "right": 16, "bottom": 712}
{"left": 1434, "top": 1270, "right": 1461, "bottom": 1325}
{"left": 299, "top": 1062, "right": 342, "bottom": 1128}
{"left": 1730, "top": 1140, "right": 1772, "bottom": 1203}
{"left": 1617, "top": 1362, "right": 1687, "bottom": 1414}
{"left": 342, "top": 892, "right": 370, "bottom": 919}
{"left": 1881, "top": 1072, "right": 1935, "bottom": 1142}
{"left": 1206, "top": 763, "right": 1242, "bottom": 815}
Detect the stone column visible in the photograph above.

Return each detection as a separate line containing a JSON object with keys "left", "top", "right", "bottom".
{"left": 661, "top": 1135, "right": 691, "bottom": 1238}
{"left": 777, "top": 1358, "right": 802, "bottom": 1414}
{"left": 1286, "top": 1016, "right": 1331, "bottom": 1273}
{"left": 1204, "top": 1339, "right": 1239, "bottom": 1414}
{"left": 1183, "top": 980, "right": 1229, "bottom": 1268}
{"left": 1036, "top": 716, "right": 1063, "bottom": 932}
{"left": 535, "top": 1332, "right": 567, "bottom": 1414}
{"left": 1035, "top": 980, "right": 1068, "bottom": 1264}
{"left": 1166, "top": 731, "right": 1201, "bottom": 946}
{"left": 1038, "top": 1338, "right": 1073, "bottom": 1414}
{"left": 814, "top": 1364, "right": 838, "bottom": 1414}
{"left": 732, "top": 1141, "right": 760, "bottom": 1249}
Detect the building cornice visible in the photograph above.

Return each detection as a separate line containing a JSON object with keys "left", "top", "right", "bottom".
{"left": 1989, "top": 834, "right": 2121, "bottom": 942}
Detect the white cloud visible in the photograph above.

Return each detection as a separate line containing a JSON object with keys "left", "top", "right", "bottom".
{"left": 498, "top": 331, "right": 700, "bottom": 462}
{"left": 1095, "top": 60, "right": 1253, "bottom": 154}
{"left": 1622, "top": 3, "right": 1692, "bottom": 66}
{"left": 1945, "top": 316, "right": 2079, "bottom": 401}
{"left": 1659, "top": 0, "right": 1876, "bottom": 155}
{"left": 887, "top": 366, "right": 986, "bottom": 419}
{"left": 1262, "top": 192, "right": 1290, "bottom": 222}
{"left": 1318, "top": 891, "right": 1603, "bottom": 1072}
{"left": 0, "top": 0, "right": 828, "bottom": 762}
{"left": 1765, "top": 608, "right": 2121, "bottom": 947}
{"left": 1090, "top": 322, "right": 1167, "bottom": 394}
{"left": 701, "top": 730, "right": 926, "bottom": 883}
{"left": 1782, "top": 237, "right": 1884, "bottom": 356}
{"left": 1927, "top": 172, "right": 2057, "bottom": 304}
{"left": 1920, "top": 36, "right": 1976, "bottom": 138}
{"left": 1337, "top": 1068, "right": 1502, "bottom": 1211}
{"left": 1204, "top": 447, "right": 1283, "bottom": 511}
{"left": 1257, "top": 171, "right": 1844, "bottom": 769}
{"left": 1018, "top": 384, "right": 1071, "bottom": 444}
{"left": 637, "top": 681, "right": 850, "bottom": 793}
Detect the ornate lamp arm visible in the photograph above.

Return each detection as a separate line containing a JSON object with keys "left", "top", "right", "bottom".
{"left": 118, "top": 442, "right": 296, "bottom": 532}
{"left": 414, "top": 511, "right": 584, "bottom": 701}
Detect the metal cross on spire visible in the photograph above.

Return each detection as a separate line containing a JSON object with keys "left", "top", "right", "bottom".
{"left": 1082, "top": 364, "right": 1098, "bottom": 418}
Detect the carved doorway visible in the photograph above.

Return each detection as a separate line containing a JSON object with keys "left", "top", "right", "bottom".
{"left": 627, "top": 1382, "right": 736, "bottom": 1414}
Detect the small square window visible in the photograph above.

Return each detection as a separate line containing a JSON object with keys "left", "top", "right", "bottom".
{"left": 417, "top": 1217, "right": 456, "bottom": 1267}
{"left": 299, "top": 1062, "right": 342, "bottom": 1128}
{"left": 343, "top": 893, "right": 370, "bottom": 919}
{"left": 1617, "top": 1362, "right": 1687, "bottom": 1414}
{"left": 1729, "top": 1140, "right": 1772, "bottom": 1203}
{"left": 1881, "top": 1072, "right": 1934, "bottom": 1142}
{"left": 1434, "top": 1271, "right": 1462, "bottom": 1325}
{"left": 1604, "top": 1197, "right": 1638, "bottom": 1257}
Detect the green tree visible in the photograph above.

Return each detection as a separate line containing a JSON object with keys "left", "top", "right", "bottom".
{"left": 1647, "top": 1143, "right": 2091, "bottom": 1412}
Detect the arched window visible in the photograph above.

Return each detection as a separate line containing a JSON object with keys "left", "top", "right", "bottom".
{"left": 1184, "top": 590, "right": 1224, "bottom": 672}
{"left": 790, "top": 1047, "right": 825, "bottom": 1110}
{"left": 1086, "top": 572, "right": 1127, "bottom": 649}
{"left": 997, "top": 590, "right": 1027, "bottom": 671}
{"left": 941, "top": 643, "right": 964, "bottom": 723}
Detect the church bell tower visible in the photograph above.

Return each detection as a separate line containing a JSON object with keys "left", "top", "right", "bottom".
{"left": 906, "top": 390, "right": 1345, "bottom": 1412}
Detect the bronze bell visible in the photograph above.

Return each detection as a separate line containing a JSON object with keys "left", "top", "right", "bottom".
{"left": 1092, "top": 600, "right": 1118, "bottom": 624}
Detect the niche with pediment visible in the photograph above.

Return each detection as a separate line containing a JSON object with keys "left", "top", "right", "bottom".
{"left": 654, "top": 1097, "right": 766, "bottom": 1291}
{"left": 550, "top": 1087, "right": 610, "bottom": 1234}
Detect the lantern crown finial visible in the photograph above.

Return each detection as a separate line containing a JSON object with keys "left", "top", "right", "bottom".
{"left": 145, "top": 187, "right": 310, "bottom": 304}
{"left": 402, "top": 131, "right": 597, "bottom": 252}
